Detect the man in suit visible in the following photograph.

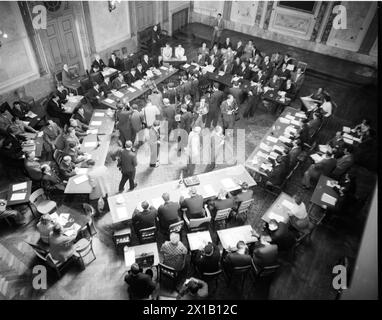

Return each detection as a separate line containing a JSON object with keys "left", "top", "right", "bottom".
{"left": 227, "top": 81, "right": 244, "bottom": 105}
{"left": 24, "top": 151, "right": 43, "bottom": 181}
{"left": 177, "top": 76, "right": 192, "bottom": 103}
{"left": 125, "top": 68, "right": 138, "bottom": 85}
{"left": 265, "top": 155, "right": 289, "bottom": 187}
{"left": 192, "top": 242, "right": 221, "bottom": 274}
{"left": 267, "top": 219, "right": 295, "bottom": 251}
{"left": 243, "top": 84, "right": 263, "bottom": 120}
{"left": 288, "top": 139, "right": 302, "bottom": 169}
{"left": 100, "top": 77, "right": 113, "bottom": 95}
{"left": 261, "top": 56, "right": 274, "bottom": 81}
{"left": 282, "top": 79, "right": 297, "bottom": 100}
{"left": 47, "top": 93, "right": 71, "bottom": 127}
{"left": 91, "top": 53, "right": 106, "bottom": 71}
{"left": 235, "top": 182, "right": 253, "bottom": 204}
{"left": 149, "top": 120, "right": 161, "bottom": 168}
{"left": 49, "top": 224, "right": 76, "bottom": 263}
{"left": 157, "top": 193, "right": 181, "bottom": 232}
{"left": 132, "top": 200, "right": 157, "bottom": 232}
{"left": 275, "top": 63, "right": 291, "bottom": 82}
{"left": 112, "top": 72, "right": 127, "bottom": 90}
{"left": 302, "top": 152, "right": 337, "bottom": 188}
{"left": 221, "top": 37, "right": 232, "bottom": 50}
{"left": 89, "top": 66, "right": 104, "bottom": 85}
{"left": 151, "top": 24, "right": 161, "bottom": 55}
{"left": 162, "top": 98, "right": 176, "bottom": 135}
{"left": 237, "top": 61, "right": 251, "bottom": 80}
{"left": 136, "top": 63, "right": 145, "bottom": 79}
{"left": 251, "top": 69, "right": 266, "bottom": 85}
{"left": 307, "top": 111, "right": 323, "bottom": 137}
{"left": 125, "top": 263, "right": 157, "bottom": 300}
{"left": 223, "top": 241, "right": 252, "bottom": 276}
{"left": 209, "top": 189, "right": 234, "bottom": 219}
{"left": 179, "top": 105, "right": 194, "bottom": 134}
{"left": 58, "top": 155, "right": 76, "bottom": 180}
{"left": 130, "top": 104, "right": 143, "bottom": 145}
{"left": 271, "top": 52, "right": 284, "bottom": 69}
{"left": 291, "top": 67, "right": 305, "bottom": 93}
{"left": 211, "top": 13, "right": 224, "bottom": 47}
{"left": 196, "top": 53, "right": 207, "bottom": 66}
{"left": 331, "top": 146, "right": 355, "bottom": 179}
{"left": 252, "top": 236, "right": 278, "bottom": 268}
{"left": 207, "top": 54, "right": 221, "bottom": 70}
{"left": 180, "top": 187, "right": 205, "bottom": 219}
{"left": 210, "top": 43, "right": 221, "bottom": 59}
{"left": 86, "top": 82, "right": 105, "bottom": 108}
{"left": 108, "top": 52, "right": 122, "bottom": 71}
{"left": 117, "top": 104, "right": 133, "bottom": 147}
{"left": 234, "top": 40, "right": 244, "bottom": 59}
{"left": 141, "top": 54, "right": 153, "bottom": 73}
{"left": 220, "top": 94, "right": 237, "bottom": 134}
{"left": 218, "top": 59, "right": 233, "bottom": 74}
{"left": 266, "top": 74, "right": 282, "bottom": 91}
{"left": 118, "top": 140, "right": 138, "bottom": 192}
{"left": 56, "top": 83, "right": 68, "bottom": 104}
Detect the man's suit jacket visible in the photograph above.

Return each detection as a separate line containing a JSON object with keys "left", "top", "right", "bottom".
{"left": 112, "top": 77, "right": 126, "bottom": 90}
{"left": 91, "top": 59, "right": 106, "bottom": 71}
{"left": 100, "top": 80, "right": 113, "bottom": 94}
{"left": 133, "top": 207, "right": 157, "bottom": 230}
{"left": 213, "top": 18, "right": 224, "bottom": 36}
{"left": 234, "top": 45, "right": 244, "bottom": 58}
{"left": 235, "top": 189, "right": 253, "bottom": 203}
{"left": 86, "top": 88, "right": 103, "bottom": 107}
{"left": 291, "top": 72, "right": 305, "bottom": 91}
{"left": 307, "top": 118, "right": 322, "bottom": 137}
{"left": 238, "top": 67, "right": 251, "bottom": 80}
{"left": 135, "top": 68, "right": 145, "bottom": 80}
{"left": 47, "top": 99, "right": 64, "bottom": 118}
{"left": 267, "top": 162, "right": 288, "bottom": 186}
{"left": 209, "top": 90, "right": 225, "bottom": 116}
{"left": 252, "top": 243, "right": 278, "bottom": 267}
{"left": 119, "top": 149, "right": 137, "bottom": 173}
{"left": 213, "top": 198, "right": 234, "bottom": 212}
{"left": 125, "top": 72, "right": 138, "bottom": 85}
{"left": 288, "top": 146, "right": 302, "bottom": 169}
{"left": 117, "top": 110, "right": 133, "bottom": 141}
{"left": 332, "top": 154, "right": 354, "bottom": 177}
{"left": 193, "top": 243, "right": 221, "bottom": 274}
{"left": 219, "top": 63, "right": 233, "bottom": 74}
{"left": 25, "top": 159, "right": 42, "bottom": 181}
{"left": 267, "top": 78, "right": 281, "bottom": 91}
{"left": 231, "top": 62, "right": 241, "bottom": 75}
{"left": 141, "top": 59, "right": 153, "bottom": 72}
{"left": 282, "top": 82, "right": 297, "bottom": 100}
{"left": 269, "top": 222, "right": 295, "bottom": 251}
{"left": 130, "top": 110, "right": 143, "bottom": 133}
{"left": 181, "top": 195, "right": 205, "bottom": 219}
{"left": 90, "top": 71, "right": 104, "bottom": 85}
{"left": 223, "top": 252, "right": 252, "bottom": 273}
{"left": 313, "top": 157, "right": 337, "bottom": 177}
{"left": 162, "top": 105, "right": 176, "bottom": 130}
{"left": 108, "top": 57, "right": 123, "bottom": 71}
{"left": 56, "top": 89, "right": 68, "bottom": 104}
{"left": 49, "top": 233, "right": 76, "bottom": 263}
{"left": 196, "top": 55, "right": 207, "bottom": 66}
{"left": 158, "top": 201, "right": 180, "bottom": 230}
{"left": 228, "top": 87, "right": 243, "bottom": 105}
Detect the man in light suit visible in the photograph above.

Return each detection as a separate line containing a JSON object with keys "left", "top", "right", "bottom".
{"left": 206, "top": 83, "right": 225, "bottom": 128}
{"left": 211, "top": 13, "right": 224, "bottom": 47}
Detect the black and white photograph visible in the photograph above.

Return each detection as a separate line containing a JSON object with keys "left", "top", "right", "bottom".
{"left": 0, "top": 0, "right": 378, "bottom": 304}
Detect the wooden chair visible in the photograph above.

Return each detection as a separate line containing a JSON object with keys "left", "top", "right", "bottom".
{"left": 237, "top": 199, "right": 254, "bottom": 216}
{"left": 113, "top": 227, "right": 131, "bottom": 254}
{"left": 252, "top": 259, "right": 280, "bottom": 278}
{"left": 214, "top": 207, "right": 232, "bottom": 229}
{"left": 158, "top": 263, "right": 178, "bottom": 292}
{"left": 168, "top": 220, "right": 184, "bottom": 234}
{"left": 137, "top": 226, "right": 157, "bottom": 244}
{"left": 297, "top": 61, "right": 308, "bottom": 73}
{"left": 202, "top": 268, "right": 223, "bottom": 296}
{"left": 182, "top": 204, "right": 211, "bottom": 232}
{"left": 82, "top": 203, "right": 96, "bottom": 217}
{"left": 29, "top": 188, "right": 57, "bottom": 216}
{"left": 75, "top": 238, "right": 96, "bottom": 269}
{"left": 79, "top": 219, "right": 97, "bottom": 239}
{"left": 225, "top": 264, "right": 252, "bottom": 293}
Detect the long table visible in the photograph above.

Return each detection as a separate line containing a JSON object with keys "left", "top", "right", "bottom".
{"left": 261, "top": 192, "right": 295, "bottom": 223}
{"left": 64, "top": 109, "right": 115, "bottom": 194}
{"left": 245, "top": 107, "right": 306, "bottom": 176}
{"left": 310, "top": 175, "right": 339, "bottom": 209}
{"left": 108, "top": 164, "right": 256, "bottom": 225}
{"left": 217, "top": 225, "right": 258, "bottom": 250}
{"left": 101, "top": 67, "right": 178, "bottom": 109}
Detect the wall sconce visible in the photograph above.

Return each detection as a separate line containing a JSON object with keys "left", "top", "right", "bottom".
{"left": 108, "top": 0, "right": 122, "bottom": 12}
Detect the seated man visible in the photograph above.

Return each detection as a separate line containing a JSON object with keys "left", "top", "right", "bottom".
{"left": 37, "top": 214, "right": 55, "bottom": 244}
{"left": 235, "top": 182, "right": 253, "bottom": 204}
{"left": 59, "top": 155, "right": 77, "bottom": 180}
{"left": 177, "top": 277, "right": 208, "bottom": 300}
{"left": 47, "top": 93, "right": 71, "bottom": 127}
{"left": 266, "top": 74, "right": 281, "bottom": 91}
{"left": 331, "top": 146, "right": 355, "bottom": 179}
{"left": 124, "top": 263, "right": 157, "bottom": 300}
{"left": 288, "top": 139, "right": 302, "bottom": 169}
{"left": 112, "top": 72, "right": 127, "bottom": 90}
{"left": 40, "top": 163, "right": 66, "bottom": 192}
{"left": 8, "top": 101, "right": 29, "bottom": 120}
{"left": 192, "top": 242, "right": 221, "bottom": 274}
{"left": 125, "top": 68, "right": 139, "bottom": 86}
{"left": 252, "top": 235, "right": 278, "bottom": 268}
{"left": 307, "top": 111, "right": 323, "bottom": 137}
{"left": 9, "top": 115, "right": 38, "bottom": 140}
{"left": 72, "top": 105, "right": 89, "bottom": 126}
{"left": 266, "top": 219, "right": 295, "bottom": 252}
{"left": 135, "top": 63, "right": 145, "bottom": 79}
{"left": 63, "top": 126, "right": 81, "bottom": 149}
{"left": 287, "top": 193, "right": 310, "bottom": 234}
{"left": 175, "top": 44, "right": 186, "bottom": 60}
{"left": 222, "top": 240, "right": 252, "bottom": 276}
{"left": 180, "top": 187, "right": 205, "bottom": 219}
{"left": 24, "top": 151, "right": 43, "bottom": 181}
{"left": 209, "top": 189, "right": 234, "bottom": 219}
{"left": 302, "top": 151, "right": 337, "bottom": 189}
{"left": 162, "top": 43, "right": 173, "bottom": 61}
{"left": 198, "top": 42, "right": 209, "bottom": 57}
{"left": 86, "top": 82, "right": 105, "bottom": 108}
{"left": 132, "top": 200, "right": 157, "bottom": 232}
{"left": 160, "top": 232, "right": 188, "bottom": 272}
{"left": 91, "top": 53, "right": 106, "bottom": 72}
{"left": 141, "top": 54, "right": 153, "bottom": 72}
{"left": 56, "top": 83, "right": 68, "bottom": 104}
{"left": 63, "top": 141, "right": 85, "bottom": 164}
{"left": 265, "top": 155, "right": 289, "bottom": 187}
{"left": 89, "top": 65, "right": 104, "bottom": 84}
{"left": 157, "top": 193, "right": 180, "bottom": 232}
{"left": 49, "top": 224, "right": 77, "bottom": 263}
{"left": 108, "top": 52, "right": 123, "bottom": 71}
{"left": 282, "top": 79, "right": 296, "bottom": 100}
{"left": 100, "top": 77, "right": 113, "bottom": 95}
{"left": 69, "top": 118, "right": 87, "bottom": 139}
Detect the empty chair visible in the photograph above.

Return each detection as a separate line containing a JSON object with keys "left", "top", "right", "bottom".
{"left": 113, "top": 227, "right": 131, "bottom": 254}
{"left": 158, "top": 263, "right": 178, "bottom": 293}
{"left": 182, "top": 205, "right": 211, "bottom": 232}
{"left": 75, "top": 238, "right": 96, "bottom": 269}
{"left": 252, "top": 260, "right": 280, "bottom": 278}
{"left": 237, "top": 199, "right": 254, "bottom": 216}
{"left": 138, "top": 226, "right": 157, "bottom": 244}
{"left": 29, "top": 188, "right": 57, "bottom": 216}
{"left": 214, "top": 207, "right": 232, "bottom": 229}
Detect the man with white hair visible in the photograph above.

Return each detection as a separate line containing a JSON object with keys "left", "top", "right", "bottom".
{"left": 59, "top": 155, "right": 76, "bottom": 180}
{"left": 160, "top": 232, "right": 188, "bottom": 271}
{"left": 179, "top": 186, "right": 205, "bottom": 219}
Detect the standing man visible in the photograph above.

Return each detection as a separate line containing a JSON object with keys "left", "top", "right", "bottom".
{"left": 118, "top": 140, "right": 138, "bottom": 192}
{"left": 206, "top": 82, "right": 225, "bottom": 129}
{"left": 149, "top": 120, "right": 161, "bottom": 168}
{"left": 211, "top": 13, "right": 224, "bottom": 47}
{"left": 220, "top": 95, "right": 237, "bottom": 135}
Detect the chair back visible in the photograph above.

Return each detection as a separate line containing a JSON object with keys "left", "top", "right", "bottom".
{"left": 29, "top": 188, "right": 46, "bottom": 205}
{"left": 183, "top": 205, "right": 211, "bottom": 231}
{"left": 232, "top": 264, "right": 252, "bottom": 275}
{"left": 297, "top": 61, "right": 307, "bottom": 73}
{"left": 215, "top": 207, "right": 232, "bottom": 222}
{"left": 168, "top": 220, "right": 184, "bottom": 234}
{"left": 257, "top": 264, "right": 280, "bottom": 278}
{"left": 80, "top": 78, "right": 92, "bottom": 92}
{"left": 55, "top": 71, "right": 63, "bottom": 83}
{"left": 238, "top": 199, "right": 254, "bottom": 215}
{"left": 82, "top": 203, "right": 96, "bottom": 217}
{"left": 158, "top": 263, "right": 178, "bottom": 280}
{"left": 138, "top": 226, "right": 157, "bottom": 243}
{"left": 53, "top": 149, "right": 64, "bottom": 165}
{"left": 202, "top": 269, "right": 222, "bottom": 279}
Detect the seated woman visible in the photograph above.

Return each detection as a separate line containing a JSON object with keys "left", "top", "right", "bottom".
{"left": 37, "top": 214, "right": 55, "bottom": 244}
{"left": 287, "top": 194, "right": 310, "bottom": 234}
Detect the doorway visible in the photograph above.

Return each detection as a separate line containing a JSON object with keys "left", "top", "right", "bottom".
{"left": 172, "top": 8, "right": 189, "bottom": 34}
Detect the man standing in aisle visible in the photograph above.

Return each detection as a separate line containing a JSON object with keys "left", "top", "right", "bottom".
{"left": 118, "top": 140, "right": 138, "bottom": 193}
{"left": 211, "top": 13, "right": 224, "bottom": 47}
{"left": 220, "top": 94, "right": 237, "bottom": 135}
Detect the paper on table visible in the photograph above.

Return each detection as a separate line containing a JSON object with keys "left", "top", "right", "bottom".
{"left": 257, "top": 151, "right": 268, "bottom": 158}
{"left": 50, "top": 212, "right": 59, "bottom": 221}
{"left": 12, "top": 182, "right": 27, "bottom": 191}
{"left": 218, "top": 71, "right": 225, "bottom": 76}
{"left": 343, "top": 138, "right": 353, "bottom": 144}
{"left": 10, "top": 193, "right": 26, "bottom": 201}
{"left": 285, "top": 115, "right": 295, "bottom": 120}
{"left": 268, "top": 152, "right": 278, "bottom": 160}
{"left": 94, "top": 112, "right": 104, "bottom": 117}
{"left": 310, "top": 153, "right": 323, "bottom": 163}
{"left": 291, "top": 119, "right": 301, "bottom": 126}
{"left": 84, "top": 141, "right": 97, "bottom": 148}
{"left": 319, "top": 144, "right": 330, "bottom": 153}
{"left": 261, "top": 163, "right": 272, "bottom": 171}
{"left": 64, "top": 229, "right": 76, "bottom": 237}
{"left": 116, "top": 207, "right": 127, "bottom": 219}
{"left": 251, "top": 156, "right": 258, "bottom": 165}
{"left": 321, "top": 193, "right": 337, "bottom": 206}
{"left": 353, "top": 137, "right": 361, "bottom": 143}
{"left": 160, "top": 66, "right": 168, "bottom": 70}
{"left": 203, "top": 184, "right": 216, "bottom": 197}
{"left": 128, "top": 87, "right": 136, "bottom": 93}
{"left": 279, "top": 135, "right": 291, "bottom": 143}
{"left": 125, "top": 247, "right": 136, "bottom": 267}
{"left": 326, "top": 180, "right": 337, "bottom": 188}
{"left": 343, "top": 126, "right": 351, "bottom": 133}
{"left": 114, "top": 91, "right": 124, "bottom": 98}
{"left": 268, "top": 212, "right": 286, "bottom": 223}
{"left": 90, "top": 121, "right": 102, "bottom": 126}
{"left": 279, "top": 117, "right": 290, "bottom": 124}
{"left": 86, "top": 129, "right": 98, "bottom": 134}
{"left": 152, "top": 197, "right": 165, "bottom": 209}
{"left": 72, "top": 223, "right": 81, "bottom": 232}
{"left": 281, "top": 199, "right": 295, "bottom": 211}
{"left": 266, "top": 136, "right": 278, "bottom": 143}
{"left": 183, "top": 63, "right": 190, "bottom": 68}
{"left": 73, "top": 175, "right": 88, "bottom": 185}
{"left": 286, "top": 64, "right": 295, "bottom": 71}
{"left": 37, "top": 131, "right": 44, "bottom": 137}
{"left": 205, "top": 65, "right": 215, "bottom": 73}
{"left": 60, "top": 213, "right": 70, "bottom": 220}
{"left": 104, "top": 98, "right": 114, "bottom": 104}
{"left": 221, "top": 178, "right": 236, "bottom": 189}
{"left": 116, "top": 195, "right": 125, "bottom": 204}
{"left": 342, "top": 133, "right": 353, "bottom": 140}
{"left": 260, "top": 143, "right": 272, "bottom": 152}
{"left": 295, "top": 112, "right": 307, "bottom": 119}
{"left": 188, "top": 232, "right": 212, "bottom": 251}
{"left": 75, "top": 168, "right": 88, "bottom": 175}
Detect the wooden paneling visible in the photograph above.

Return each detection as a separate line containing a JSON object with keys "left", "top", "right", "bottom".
{"left": 172, "top": 8, "right": 188, "bottom": 33}
{"left": 136, "top": 1, "right": 155, "bottom": 31}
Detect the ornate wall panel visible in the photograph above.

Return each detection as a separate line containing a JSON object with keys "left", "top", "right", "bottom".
{"left": 230, "top": 1, "right": 259, "bottom": 26}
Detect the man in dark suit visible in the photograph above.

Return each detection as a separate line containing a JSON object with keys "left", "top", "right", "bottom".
{"left": 108, "top": 52, "right": 123, "bottom": 71}
{"left": 211, "top": 13, "right": 224, "bottom": 47}
{"left": 307, "top": 111, "right": 323, "bottom": 137}
{"left": 282, "top": 79, "right": 297, "bottom": 100}
{"left": 100, "top": 77, "right": 113, "bottom": 95}
{"left": 291, "top": 67, "right": 305, "bottom": 93}
{"left": 209, "top": 189, "right": 234, "bottom": 219}
{"left": 56, "top": 83, "right": 68, "bottom": 104}
{"left": 117, "top": 104, "right": 133, "bottom": 147}
{"left": 91, "top": 53, "right": 106, "bottom": 71}
{"left": 89, "top": 66, "right": 104, "bottom": 85}
{"left": 267, "top": 219, "right": 295, "bottom": 251}
{"left": 261, "top": 56, "right": 274, "bottom": 81}
{"left": 162, "top": 98, "right": 176, "bottom": 134}
{"left": 234, "top": 40, "right": 244, "bottom": 59}
{"left": 235, "top": 182, "right": 253, "bottom": 204}
{"left": 252, "top": 236, "right": 278, "bottom": 268}
{"left": 149, "top": 120, "right": 161, "bottom": 168}
{"left": 192, "top": 242, "right": 221, "bottom": 274}
{"left": 135, "top": 63, "right": 145, "bottom": 79}
{"left": 223, "top": 241, "right": 252, "bottom": 276}
{"left": 132, "top": 200, "right": 157, "bottom": 232}
{"left": 157, "top": 193, "right": 181, "bottom": 232}
{"left": 266, "top": 74, "right": 282, "bottom": 91}
{"left": 218, "top": 59, "right": 233, "bottom": 74}
{"left": 227, "top": 81, "right": 244, "bottom": 105}
{"left": 231, "top": 57, "right": 241, "bottom": 76}
{"left": 331, "top": 146, "right": 355, "bottom": 179}
{"left": 141, "top": 54, "right": 153, "bottom": 73}
{"left": 112, "top": 72, "right": 127, "bottom": 90}
{"left": 180, "top": 187, "right": 205, "bottom": 219}
{"left": 47, "top": 94, "right": 71, "bottom": 127}
{"left": 125, "top": 263, "right": 157, "bottom": 300}
{"left": 118, "top": 140, "right": 138, "bottom": 192}
{"left": 125, "top": 68, "right": 139, "bottom": 85}
{"left": 265, "top": 155, "right": 289, "bottom": 187}
{"left": 237, "top": 62, "right": 251, "bottom": 80}
{"left": 302, "top": 152, "right": 337, "bottom": 188}
{"left": 179, "top": 105, "right": 194, "bottom": 134}
{"left": 288, "top": 139, "right": 302, "bottom": 169}
{"left": 86, "top": 82, "right": 105, "bottom": 108}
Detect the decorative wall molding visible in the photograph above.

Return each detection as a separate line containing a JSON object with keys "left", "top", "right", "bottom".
{"left": 230, "top": 1, "right": 259, "bottom": 26}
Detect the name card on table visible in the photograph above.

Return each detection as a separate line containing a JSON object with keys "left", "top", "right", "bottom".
{"left": 94, "top": 112, "right": 104, "bottom": 117}
{"left": 343, "top": 138, "right": 353, "bottom": 144}
{"left": 279, "top": 135, "right": 292, "bottom": 143}
{"left": 295, "top": 112, "right": 307, "bottom": 119}
{"left": 90, "top": 121, "right": 102, "bottom": 126}
{"left": 12, "top": 182, "right": 27, "bottom": 191}
{"left": 285, "top": 115, "right": 295, "bottom": 121}
{"left": 266, "top": 136, "right": 278, "bottom": 143}
{"left": 318, "top": 144, "right": 331, "bottom": 153}
{"left": 160, "top": 66, "right": 168, "bottom": 71}
{"left": 73, "top": 175, "right": 88, "bottom": 185}
{"left": 10, "top": 193, "right": 26, "bottom": 201}
{"left": 84, "top": 141, "right": 97, "bottom": 148}
{"left": 268, "top": 152, "right": 279, "bottom": 160}
{"left": 290, "top": 119, "right": 301, "bottom": 126}
{"left": 268, "top": 212, "right": 286, "bottom": 223}
{"left": 260, "top": 143, "right": 272, "bottom": 152}
{"left": 114, "top": 91, "right": 124, "bottom": 98}
{"left": 104, "top": 98, "right": 114, "bottom": 104}
{"left": 281, "top": 199, "right": 295, "bottom": 211}
{"left": 279, "top": 117, "right": 290, "bottom": 124}
{"left": 321, "top": 193, "right": 337, "bottom": 206}
{"left": 256, "top": 151, "right": 269, "bottom": 159}
{"left": 285, "top": 126, "right": 297, "bottom": 134}
{"left": 128, "top": 87, "right": 136, "bottom": 93}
